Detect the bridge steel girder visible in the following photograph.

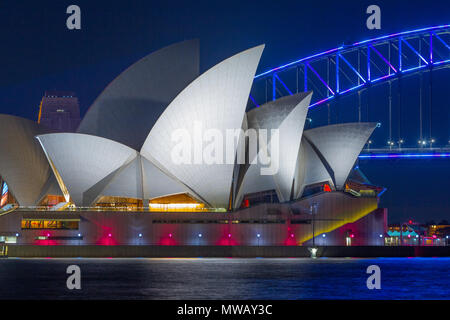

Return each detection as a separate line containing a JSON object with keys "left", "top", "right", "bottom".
{"left": 251, "top": 25, "right": 450, "bottom": 110}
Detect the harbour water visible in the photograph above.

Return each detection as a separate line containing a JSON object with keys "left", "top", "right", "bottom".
{"left": 0, "top": 257, "right": 448, "bottom": 299}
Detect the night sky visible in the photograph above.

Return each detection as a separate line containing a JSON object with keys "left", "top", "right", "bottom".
{"left": 0, "top": 0, "right": 448, "bottom": 223}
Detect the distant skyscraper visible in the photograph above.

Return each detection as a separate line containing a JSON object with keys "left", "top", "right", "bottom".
{"left": 38, "top": 91, "right": 81, "bottom": 132}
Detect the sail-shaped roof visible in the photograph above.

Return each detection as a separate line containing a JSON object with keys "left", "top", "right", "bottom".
{"left": 0, "top": 115, "right": 52, "bottom": 206}
{"left": 77, "top": 40, "right": 200, "bottom": 150}
{"left": 303, "top": 123, "right": 376, "bottom": 189}
{"left": 37, "top": 133, "right": 138, "bottom": 206}
{"left": 141, "top": 45, "right": 265, "bottom": 208}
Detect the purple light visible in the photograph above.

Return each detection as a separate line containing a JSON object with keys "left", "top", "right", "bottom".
{"left": 305, "top": 53, "right": 446, "bottom": 108}
{"left": 359, "top": 153, "right": 450, "bottom": 159}
{"left": 433, "top": 32, "right": 450, "bottom": 50}
{"left": 430, "top": 33, "right": 433, "bottom": 63}
{"left": 401, "top": 65, "right": 427, "bottom": 73}
{"left": 400, "top": 38, "right": 428, "bottom": 65}
{"left": 399, "top": 38, "right": 402, "bottom": 71}
{"left": 338, "top": 54, "right": 366, "bottom": 83}
{"left": 338, "top": 84, "right": 365, "bottom": 95}
{"left": 308, "top": 96, "right": 334, "bottom": 109}
{"left": 369, "top": 44, "right": 398, "bottom": 72}
{"left": 336, "top": 53, "right": 340, "bottom": 92}
{"left": 275, "top": 74, "right": 293, "bottom": 95}
{"left": 433, "top": 59, "right": 450, "bottom": 66}
{"left": 371, "top": 74, "right": 395, "bottom": 83}
{"left": 352, "top": 25, "right": 449, "bottom": 46}
{"left": 255, "top": 25, "right": 449, "bottom": 79}
{"left": 252, "top": 25, "right": 450, "bottom": 110}
{"left": 255, "top": 47, "right": 342, "bottom": 79}
{"left": 272, "top": 74, "right": 276, "bottom": 101}
{"left": 304, "top": 63, "right": 308, "bottom": 91}
{"left": 306, "top": 62, "right": 335, "bottom": 95}
{"left": 249, "top": 94, "right": 259, "bottom": 108}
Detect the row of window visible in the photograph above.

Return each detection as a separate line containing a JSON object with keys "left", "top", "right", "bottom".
{"left": 151, "top": 219, "right": 287, "bottom": 224}
{"left": 20, "top": 219, "right": 308, "bottom": 229}
{"left": 21, "top": 219, "right": 304, "bottom": 230}
{"left": 21, "top": 220, "right": 79, "bottom": 230}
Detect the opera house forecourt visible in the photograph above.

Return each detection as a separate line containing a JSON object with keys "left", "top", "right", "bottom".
{"left": 0, "top": 40, "right": 387, "bottom": 256}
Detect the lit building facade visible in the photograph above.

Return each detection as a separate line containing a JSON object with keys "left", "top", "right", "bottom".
{"left": 0, "top": 40, "right": 386, "bottom": 247}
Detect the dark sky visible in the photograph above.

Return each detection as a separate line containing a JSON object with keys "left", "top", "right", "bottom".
{"left": 0, "top": 0, "right": 448, "bottom": 223}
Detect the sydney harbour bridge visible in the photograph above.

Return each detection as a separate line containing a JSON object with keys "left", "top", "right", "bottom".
{"left": 250, "top": 25, "right": 450, "bottom": 159}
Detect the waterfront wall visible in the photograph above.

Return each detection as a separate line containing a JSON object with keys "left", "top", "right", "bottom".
{"left": 0, "top": 192, "right": 384, "bottom": 246}
{"left": 4, "top": 245, "right": 449, "bottom": 258}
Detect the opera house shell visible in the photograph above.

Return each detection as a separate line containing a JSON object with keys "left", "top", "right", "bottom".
{"left": 0, "top": 40, "right": 387, "bottom": 248}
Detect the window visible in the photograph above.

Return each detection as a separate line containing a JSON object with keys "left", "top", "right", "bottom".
{"left": 21, "top": 220, "right": 79, "bottom": 230}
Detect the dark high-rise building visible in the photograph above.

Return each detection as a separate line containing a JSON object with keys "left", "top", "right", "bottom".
{"left": 38, "top": 91, "right": 81, "bottom": 132}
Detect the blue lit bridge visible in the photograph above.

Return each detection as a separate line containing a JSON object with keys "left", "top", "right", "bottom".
{"left": 250, "top": 25, "right": 450, "bottom": 159}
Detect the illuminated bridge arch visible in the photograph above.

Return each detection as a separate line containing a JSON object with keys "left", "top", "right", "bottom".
{"left": 250, "top": 25, "right": 450, "bottom": 157}
{"left": 251, "top": 25, "right": 449, "bottom": 109}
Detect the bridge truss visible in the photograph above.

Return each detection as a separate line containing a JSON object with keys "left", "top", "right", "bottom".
{"left": 250, "top": 25, "right": 450, "bottom": 157}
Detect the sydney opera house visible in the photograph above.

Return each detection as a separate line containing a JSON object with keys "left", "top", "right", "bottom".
{"left": 0, "top": 40, "right": 386, "bottom": 247}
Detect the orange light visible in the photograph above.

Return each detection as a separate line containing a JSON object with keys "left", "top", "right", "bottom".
{"left": 149, "top": 193, "right": 205, "bottom": 212}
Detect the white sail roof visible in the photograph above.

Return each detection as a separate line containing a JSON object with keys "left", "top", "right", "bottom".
{"left": 96, "top": 155, "right": 144, "bottom": 201}
{"left": 293, "top": 137, "right": 334, "bottom": 199}
{"left": 303, "top": 123, "right": 376, "bottom": 189}
{"left": 37, "top": 133, "right": 138, "bottom": 206}
{"left": 233, "top": 160, "right": 277, "bottom": 209}
{"left": 141, "top": 45, "right": 265, "bottom": 208}
{"left": 77, "top": 40, "right": 200, "bottom": 150}
{"left": 0, "top": 115, "right": 52, "bottom": 206}
{"left": 235, "top": 92, "right": 312, "bottom": 204}
{"left": 141, "top": 156, "right": 192, "bottom": 200}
